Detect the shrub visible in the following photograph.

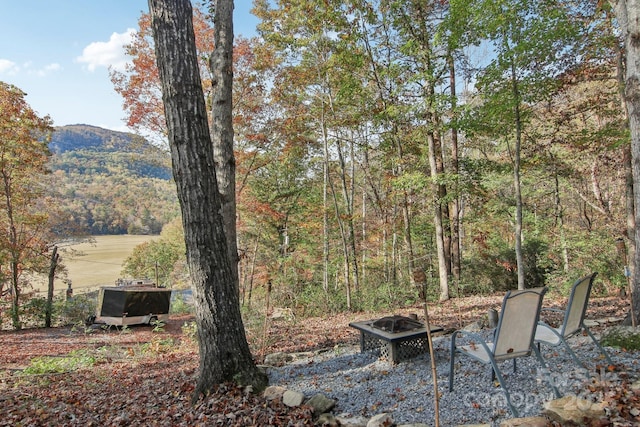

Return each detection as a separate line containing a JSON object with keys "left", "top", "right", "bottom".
{"left": 21, "top": 296, "right": 50, "bottom": 328}
{"left": 601, "top": 327, "right": 640, "bottom": 351}
{"left": 181, "top": 320, "right": 198, "bottom": 343}
{"left": 170, "top": 290, "right": 194, "bottom": 315}
{"left": 57, "top": 293, "right": 97, "bottom": 326}
{"left": 462, "top": 237, "right": 556, "bottom": 292}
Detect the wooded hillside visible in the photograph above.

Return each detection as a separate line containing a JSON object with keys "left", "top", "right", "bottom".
{"left": 47, "top": 124, "right": 179, "bottom": 235}
{"left": 110, "top": 2, "right": 633, "bottom": 317}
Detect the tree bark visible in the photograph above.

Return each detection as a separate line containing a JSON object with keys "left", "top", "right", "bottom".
{"left": 45, "top": 246, "right": 59, "bottom": 328}
{"left": 612, "top": 9, "right": 637, "bottom": 319}
{"left": 510, "top": 60, "right": 525, "bottom": 290}
{"left": 612, "top": 0, "right": 640, "bottom": 324}
{"left": 209, "top": 0, "right": 240, "bottom": 288}
{"left": 448, "top": 55, "right": 462, "bottom": 283}
{"left": 148, "top": 0, "right": 267, "bottom": 399}
{"left": 427, "top": 131, "right": 450, "bottom": 301}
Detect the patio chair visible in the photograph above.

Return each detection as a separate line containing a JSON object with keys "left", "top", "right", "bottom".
{"left": 535, "top": 272, "right": 614, "bottom": 369}
{"left": 449, "top": 287, "right": 560, "bottom": 417}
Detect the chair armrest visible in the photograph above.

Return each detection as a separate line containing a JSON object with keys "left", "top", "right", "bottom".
{"left": 451, "top": 329, "right": 495, "bottom": 362}
{"left": 451, "top": 330, "right": 491, "bottom": 348}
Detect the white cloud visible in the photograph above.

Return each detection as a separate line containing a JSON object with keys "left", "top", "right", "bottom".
{"left": 32, "top": 63, "right": 62, "bottom": 77}
{"left": 0, "top": 59, "right": 19, "bottom": 75}
{"left": 2, "top": 60, "right": 62, "bottom": 77}
{"left": 44, "top": 63, "right": 61, "bottom": 72}
{"left": 76, "top": 28, "right": 136, "bottom": 72}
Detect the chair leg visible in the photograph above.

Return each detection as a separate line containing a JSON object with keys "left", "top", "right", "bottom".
{"left": 583, "top": 325, "right": 614, "bottom": 366}
{"left": 490, "top": 359, "right": 515, "bottom": 380}
{"left": 532, "top": 344, "right": 561, "bottom": 398}
{"left": 487, "top": 358, "right": 519, "bottom": 418}
{"left": 558, "top": 338, "right": 587, "bottom": 369}
{"left": 449, "top": 333, "right": 457, "bottom": 391}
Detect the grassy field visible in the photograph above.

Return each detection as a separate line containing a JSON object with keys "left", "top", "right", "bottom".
{"left": 32, "top": 235, "right": 158, "bottom": 295}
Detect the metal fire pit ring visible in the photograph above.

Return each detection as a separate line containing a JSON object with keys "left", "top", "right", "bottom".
{"left": 349, "top": 316, "right": 443, "bottom": 363}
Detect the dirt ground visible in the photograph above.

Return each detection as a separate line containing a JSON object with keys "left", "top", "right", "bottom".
{"left": 0, "top": 294, "right": 632, "bottom": 426}
{"left": 0, "top": 294, "right": 630, "bottom": 372}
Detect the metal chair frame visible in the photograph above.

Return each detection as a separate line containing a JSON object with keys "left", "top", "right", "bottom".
{"left": 535, "top": 272, "right": 614, "bottom": 369}
{"left": 449, "top": 287, "right": 560, "bottom": 417}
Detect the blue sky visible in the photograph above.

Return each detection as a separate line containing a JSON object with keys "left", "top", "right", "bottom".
{"left": 0, "top": 1, "right": 259, "bottom": 132}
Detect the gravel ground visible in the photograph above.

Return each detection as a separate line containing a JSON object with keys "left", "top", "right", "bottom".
{"left": 267, "top": 332, "right": 639, "bottom": 426}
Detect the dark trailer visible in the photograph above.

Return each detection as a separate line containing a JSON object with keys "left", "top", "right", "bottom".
{"left": 94, "top": 284, "right": 172, "bottom": 326}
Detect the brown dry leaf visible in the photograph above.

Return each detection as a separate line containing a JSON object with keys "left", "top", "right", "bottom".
{"left": 0, "top": 296, "right": 633, "bottom": 426}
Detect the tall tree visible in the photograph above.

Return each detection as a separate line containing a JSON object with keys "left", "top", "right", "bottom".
{"left": 387, "top": 0, "right": 453, "bottom": 301}
{"left": 254, "top": 0, "right": 365, "bottom": 307}
{"left": 208, "top": 0, "right": 240, "bottom": 288}
{"left": 466, "top": 0, "right": 582, "bottom": 289}
{"left": 110, "top": 8, "right": 215, "bottom": 139}
{"left": 611, "top": 0, "right": 640, "bottom": 323}
{"left": 0, "top": 83, "right": 53, "bottom": 330}
{"left": 147, "top": 0, "right": 267, "bottom": 398}
{"left": 351, "top": 1, "right": 422, "bottom": 291}
{"left": 112, "top": 8, "right": 267, "bottom": 289}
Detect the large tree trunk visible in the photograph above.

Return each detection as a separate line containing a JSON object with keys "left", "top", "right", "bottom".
{"left": 612, "top": 0, "right": 640, "bottom": 324}
{"left": 45, "top": 246, "right": 59, "bottom": 328}
{"left": 448, "top": 56, "right": 462, "bottom": 283}
{"left": 612, "top": 9, "right": 637, "bottom": 322}
{"left": 511, "top": 62, "right": 525, "bottom": 290}
{"left": 209, "top": 0, "right": 239, "bottom": 287}
{"left": 427, "top": 131, "right": 450, "bottom": 301}
{"left": 10, "top": 260, "right": 20, "bottom": 330}
{"left": 148, "top": 0, "right": 267, "bottom": 399}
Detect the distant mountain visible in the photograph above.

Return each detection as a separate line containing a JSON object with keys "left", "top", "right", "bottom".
{"left": 48, "top": 125, "right": 179, "bottom": 236}
{"left": 50, "top": 124, "right": 143, "bottom": 154}
{"left": 50, "top": 124, "right": 172, "bottom": 180}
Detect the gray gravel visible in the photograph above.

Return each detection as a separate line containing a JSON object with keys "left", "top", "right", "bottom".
{"left": 267, "top": 332, "right": 639, "bottom": 426}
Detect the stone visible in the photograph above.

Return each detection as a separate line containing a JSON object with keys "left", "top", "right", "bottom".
{"left": 282, "top": 389, "right": 305, "bottom": 407}
{"left": 454, "top": 424, "right": 490, "bottom": 427}
{"left": 367, "top": 413, "right": 394, "bottom": 427}
{"left": 462, "top": 321, "right": 483, "bottom": 332}
{"left": 487, "top": 308, "right": 499, "bottom": 328}
{"left": 306, "top": 393, "right": 336, "bottom": 414}
{"left": 263, "top": 385, "right": 286, "bottom": 401}
{"left": 263, "top": 351, "right": 293, "bottom": 366}
{"left": 500, "top": 417, "right": 548, "bottom": 427}
{"left": 316, "top": 413, "right": 339, "bottom": 426}
{"left": 289, "top": 351, "right": 316, "bottom": 361}
{"left": 602, "top": 325, "right": 638, "bottom": 339}
{"left": 271, "top": 307, "right": 295, "bottom": 321}
{"left": 335, "top": 413, "right": 369, "bottom": 427}
{"left": 543, "top": 395, "right": 605, "bottom": 424}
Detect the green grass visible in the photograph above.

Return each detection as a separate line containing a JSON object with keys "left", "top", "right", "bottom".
{"left": 32, "top": 235, "right": 158, "bottom": 295}
{"left": 21, "top": 350, "right": 98, "bottom": 375}
{"left": 601, "top": 327, "right": 640, "bottom": 351}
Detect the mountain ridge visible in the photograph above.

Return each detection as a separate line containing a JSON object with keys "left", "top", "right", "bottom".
{"left": 50, "top": 124, "right": 145, "bottom": 154}
{"left": 48, "top": 124, "right": 179, "bottom": 235}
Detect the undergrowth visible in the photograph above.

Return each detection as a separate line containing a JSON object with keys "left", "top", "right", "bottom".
{"left": 601, "top": 327, "right": 640, "bottom": 351}
{"left": 21, "top": 349, "right": 97, "bottom": 375}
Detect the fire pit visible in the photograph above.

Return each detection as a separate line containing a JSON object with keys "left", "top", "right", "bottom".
{"left": 371, "top": 315, "right": 424, "bottom": 333}
{"left": 349, "top": 315, "right": 443, "bottom": 363}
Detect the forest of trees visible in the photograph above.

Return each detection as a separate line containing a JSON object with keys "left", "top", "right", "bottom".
{"left": 115, "top": 1, "right": 635, "bottom": 316}
{"left": 2, "top": 1, "right": 638, "bottom": 330}
{"left": 48, "top": 125, "right": 179, "bottom": 236}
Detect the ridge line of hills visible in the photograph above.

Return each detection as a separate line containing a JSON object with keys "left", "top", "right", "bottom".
{"left": 48, "top": 125, "right": 179, "bottom": 236}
